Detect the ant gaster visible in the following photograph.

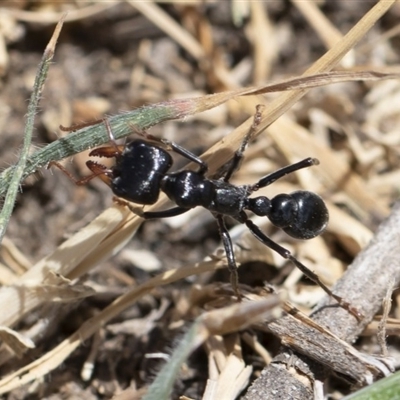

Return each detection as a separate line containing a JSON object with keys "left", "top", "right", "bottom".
{"left": 51, "top": 106, "right": 361, "bottom": 319}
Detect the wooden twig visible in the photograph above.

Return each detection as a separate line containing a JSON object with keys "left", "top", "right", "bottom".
{"left": 243, "top": 202, "right": 400, "bottom": 399}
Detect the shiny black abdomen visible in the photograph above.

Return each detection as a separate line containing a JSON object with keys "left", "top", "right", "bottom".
{"left": 111, "top": 140, "right": 172, "bottom": 204}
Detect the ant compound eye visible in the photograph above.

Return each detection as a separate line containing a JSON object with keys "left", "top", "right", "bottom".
{"left": 269, "top": 194, "right": 298, "bottom": 229}
{"left": 280, "top": 191, "right": 329, "bottom": 240}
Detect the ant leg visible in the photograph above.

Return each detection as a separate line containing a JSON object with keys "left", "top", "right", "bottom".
{"left": 142, "top": 207, "right": 190, "bottom": 219}
{"left": 48, "top": 160, "right": 112, "bottom": 186}
{"left": 59, "top": 118, "right": 103, "bottom": 132}
{"left": 131, "top": 127, "right": 208, "bottom": 174}
{"left": 224, "top": 104, "right": 265, "bottom": 182}
{"left": 88, "top": 119, "right": 124, "bottom": 158}
{"left": 163, "top": 140, "right": 208, "bottom": 175}
{"left": 60, "top": 118, "right": 122, "bottom": 157}
{"left": 215, "top": 214, "right": 242, "bottom": 300}
{"left": 103, "top": 118, "right": 122, "bottom": 156}
{"left": 147, "top": 103, "right": 262, "bottom": 179}
{"left": 249, "top": 157, "right": 319, "bottom": 192}
{"left": 115, "top": 198, "right": 190, "bottom": 219}
{"left": 148, "top": 103, "right": 262, "bottom": 178}
{"left": 241, "top": 212, "right": 362, "bottom": 320}
{"left": 89, "top": 146, "right": 125, "bottom": 158}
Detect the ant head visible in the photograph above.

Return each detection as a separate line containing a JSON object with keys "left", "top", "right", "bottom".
{"left": 248, "top": 191, "right": 329, "bottom": 240}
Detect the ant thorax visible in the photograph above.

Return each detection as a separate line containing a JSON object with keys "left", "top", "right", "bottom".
{"left": 206, "top": 180, "right": 249, "bottom": 217}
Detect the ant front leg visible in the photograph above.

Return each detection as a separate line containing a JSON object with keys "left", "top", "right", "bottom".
{"left": 103, "top": 118, "right": 123, "bottom": 157}
{"left": 223, "top": 104, "right": 265, "bottom": 182}
{"left": 89, "top": 119, "right": 124, "bottom": 159}
{"left": 241, "top": 212, "right": 362, "bottom": 320}
{"left": 215, "top": 214, "right": 242, "bottom": 300}
{"left": 60, "top": 118, "right": 123, "bottom": 158}
{"left": 59, "top": 119, "right": 103, "bottom": 132}
{"left": 131, "top": 127, "right": 209, "bottom": 174}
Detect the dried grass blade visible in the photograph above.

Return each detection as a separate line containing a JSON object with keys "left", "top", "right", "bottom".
{"left": 0, "top": 16, "right": 65, "bottom": 244}
{"left": 0, "top": 290, "right": 281, "bottom": 395}
{"left": 129, "top": 1, "right": 205, "bottom": 60}
{"left": 0, "top": 206, "right": 129, "bottom": 328}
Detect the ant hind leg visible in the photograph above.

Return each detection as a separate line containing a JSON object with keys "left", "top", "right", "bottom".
{"left": 241, "top": 211, "right": 362, "bottom": 320}
{"left": 249, "top": 157, "right": 318, "bottom": 192}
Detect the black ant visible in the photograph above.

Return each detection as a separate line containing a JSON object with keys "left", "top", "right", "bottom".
{"left": 50, "top": 107, "right": 361, "bottom": 319}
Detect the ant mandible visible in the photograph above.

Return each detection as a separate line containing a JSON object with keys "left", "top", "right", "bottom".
{"left": 50, "top": 106, "right": 360, "bottom": 319}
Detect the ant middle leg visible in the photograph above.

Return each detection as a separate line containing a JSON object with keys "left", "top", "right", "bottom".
{"left": 223, "top": 104, "right": 265, "bottom": 182}
{"left": 142, "top": 206, "right": 191, "bottom": 219}
{"left": 115, "top": 197, "right": 191, "bottom": 220}
{"left": 241, "top": 212, "right": 362, "bottom": 320}
{"left": 215, "top": 214, "right": 242, "bottom": 300}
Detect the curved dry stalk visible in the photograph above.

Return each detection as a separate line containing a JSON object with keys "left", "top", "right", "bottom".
{"left": 2, "top": 3, "right": 117, "bottom": 24}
